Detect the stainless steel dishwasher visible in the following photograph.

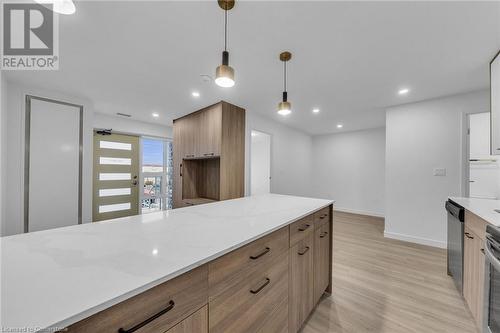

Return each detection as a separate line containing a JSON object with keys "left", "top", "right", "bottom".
{"left": 446, "top": 199, "right": 465, "bottom": 293}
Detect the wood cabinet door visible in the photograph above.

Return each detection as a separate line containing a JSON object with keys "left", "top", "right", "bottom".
{"left": 463, "top": 227, "right": 486, "bottom": 325}
{"left": 463, "top": 226, "right": 475, "bottom": 314}
{"left": 197, "top": 106, "right": 221, "bottom": 157}
{"left": 313, "top": 222, "right": 330, "bottom": 304}
{"left": 289, "top": 232, "right": 314, "bottom": 333}
{"left": 182, "top": 114, "right": 198, "bottom": 159}
{"left": 474, "top": 234, "right": 485, "bottom": 326}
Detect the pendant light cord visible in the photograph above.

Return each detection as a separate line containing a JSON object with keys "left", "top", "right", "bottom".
{"left": 284, "top": 61, "right": 287, "bottom": 92}
{"left": 224, "top": 8, "right": 228, "bottom": 51}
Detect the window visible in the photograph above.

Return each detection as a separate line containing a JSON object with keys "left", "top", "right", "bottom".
{"left": 140, "top": 138, "right": 173, "bottom": 213}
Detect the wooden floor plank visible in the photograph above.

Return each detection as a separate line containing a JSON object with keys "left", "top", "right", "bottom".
{"left": 302, "top": 212, "right": 477, "bottom": 333}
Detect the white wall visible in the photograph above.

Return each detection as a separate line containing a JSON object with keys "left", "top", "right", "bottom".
{"left": 94, "top": 112, "right": 172, "bottom": 139}
{"left": 0, "top": 72, "right": 6, "bottom": 236}
{"left": 245, "top": 112, "right": 312, "bottom": 197}
{"left": 1, "top": 81, "right": 174, "bottom": 236}
{"left": 2, "top": 80, "right": 94, "bottom": 236}
{"left": 385, "top": 90, "right": 489, "bottom": 248}
{"left": 311, "top": 127, "right": 385, "bottom": 217}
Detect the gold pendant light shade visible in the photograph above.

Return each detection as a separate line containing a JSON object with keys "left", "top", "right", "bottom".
{"left": 278, "top": 101, "right": 292, "bottom": 116}
{"left": 215, "top": 64, "right": 235, "bottom": 88}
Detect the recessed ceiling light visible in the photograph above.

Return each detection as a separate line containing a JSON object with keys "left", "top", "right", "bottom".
{"left": 313, "top": 108, "right": 320, "bottom": 113}
{"left": 152, "top": 112, "right": 159, "bottom": 118}
{"left": 398, "top": 88, "right": 410, "bottom": 95}
{"left": 192, "top": 91, "right": 200, "bottom": 97}
{"left": 337, "top": 124, "right": 343, "bottom": 129}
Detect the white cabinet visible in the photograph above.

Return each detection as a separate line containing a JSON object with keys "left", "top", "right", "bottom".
{"left": 491, "top": 51, "right": 500, "bottom": 155}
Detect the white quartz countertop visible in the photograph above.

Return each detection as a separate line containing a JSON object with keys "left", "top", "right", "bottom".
{"left": 449, "top": 197, "right": 500, "bottom": 227}
{"left": 1, "top": 194, "right": 333, "bottom": 331}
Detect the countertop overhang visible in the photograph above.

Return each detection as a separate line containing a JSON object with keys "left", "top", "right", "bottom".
{"left": 0, "top": 194, "right": 333, "bottom": 331}
{"left": 449, "top": 196, "right": 500, "bottom": 227}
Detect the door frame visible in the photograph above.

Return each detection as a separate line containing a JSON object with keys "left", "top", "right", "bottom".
{"left": 24, "top": 95, "right": 83, "bottom": 233}
{"left": 249, "top": 129, "right": 273, "bottom": 195}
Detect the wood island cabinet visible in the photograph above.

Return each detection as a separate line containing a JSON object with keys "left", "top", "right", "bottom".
{"left": 61, "top": 205, "right": 333, "bottom": 333}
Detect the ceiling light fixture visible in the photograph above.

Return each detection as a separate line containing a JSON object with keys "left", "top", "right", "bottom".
{"left": 313, "top": 108, "right": 320, "bottom": 113}
{"left": 35, "top": 0, "right": 76, "bottom": 15}
{"left": 215, "top": 0, "right": 235, "bottom": 88}
{"left": 152, "top": 112, "right": 159, "bottom": 118}
{"left": 192, "top": 91, "right": 200, "bottom": 97}
{"left": 278, "top": 51, "right": 292, "bottom": 116}
{"left": 337, "top": 124, "right": 343, "bottom": 129}
{"left": 398, "top": 88, "right": 410, "bottom": 95}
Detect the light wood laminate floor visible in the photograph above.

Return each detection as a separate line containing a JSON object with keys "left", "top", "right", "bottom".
{"left": 302, "top": 211, "right": 478, "bottom": 333}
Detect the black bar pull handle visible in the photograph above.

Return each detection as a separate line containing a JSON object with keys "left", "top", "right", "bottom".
{"left": 465, "top": 232, "right": 474, "bottom": 239}
{"left": 118, "top": 300, "right": 175, "bottom": 333}
{"left": 298, "top": 224, "right": 311, "bottom": 232}
{"left": 250, "top": 247, "right": 270, "bottom": 260}
{"left": 319, "top": 214, "right": 328, "bottom": 219}
{"left": 180, "top": 163, "right": 183, "bottom": 177}
{"left": 250, "top": 278, "right": 270, "bottom": 294}
{"left": 298, "top": 246, "right": 310, "bottom": 256}
{"left": 320, "top": 231, "right": 328, "bottom": 238}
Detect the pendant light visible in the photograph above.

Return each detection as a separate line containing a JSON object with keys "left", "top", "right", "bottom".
{"left": 278, "top": 51, "right": 292, "bottom": 116}
{"left": 34, "top": 0, "right": 76, "bottom": 15}
{"left": 215, "top": 0, "right": 235, "bottom": 88}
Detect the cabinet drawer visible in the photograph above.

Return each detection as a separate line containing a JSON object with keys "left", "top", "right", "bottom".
{"left": 65, "top": 266, "right": 208, "bottom": 333}
{"left": 209, "top": 251, "right": 289, "bottom": 333}
{"left": 289, "top": 214, "right": 314, "bottom": 246}
{"left": 208, "top": 227, "right": 289, "bottom": 300}
{"left": 465, "top": 210, "right": 487, "bottom": 241}
{"left": 314, "top": 206, "right": 330, "bottom": 228}
{"left": 167, "top": 305, "right": 208, "bottom": 333}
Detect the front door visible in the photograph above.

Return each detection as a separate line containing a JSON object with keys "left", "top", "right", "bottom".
{"left": 93, "top": 132, "right": 139, "bottom": 221}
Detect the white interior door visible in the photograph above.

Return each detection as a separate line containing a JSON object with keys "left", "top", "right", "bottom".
{"left": 250, "top": 130, "right": 271, "bottom": 195}
{"left": 468, "top": 112, "right": 500, "bottom": 199}
{"left": 26, "top": 96, "right": 82, "bottom": 232}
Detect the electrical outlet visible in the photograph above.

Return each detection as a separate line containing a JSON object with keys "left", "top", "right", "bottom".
{"left": 433, "top": 168, "right": 446, "bottom": 176}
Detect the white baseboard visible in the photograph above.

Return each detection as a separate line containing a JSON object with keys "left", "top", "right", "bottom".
{"left": 384, "top": 231, "right": 446, "bottom": 249}
{"left": 333, "top": 206, "right": 385, "bottom": 219}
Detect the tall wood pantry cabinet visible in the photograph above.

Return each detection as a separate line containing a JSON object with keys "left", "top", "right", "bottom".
{"left": 173, "top": 101, "right": 245, "bottom": 208}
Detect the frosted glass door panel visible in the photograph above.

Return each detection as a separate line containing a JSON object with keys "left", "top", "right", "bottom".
{"left": 28, "top": 98, "right": 81, "bottom": 232}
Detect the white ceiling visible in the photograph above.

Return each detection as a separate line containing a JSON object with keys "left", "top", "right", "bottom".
{"left": 5, "top": 1, "right": 500, "bottom": 135}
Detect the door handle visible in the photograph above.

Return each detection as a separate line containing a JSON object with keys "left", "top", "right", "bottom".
{"left": 298, "top": 224, "right": 311, "bottom": 232}
{"left": 250, "top": 247, "right": 270, "bottom": 260}
{"left": 118, "top": 300, "right": 175, "bottom": 333}
{"left": 298, "top": 246, "right": 310, "bottom": 256}
{"left": 250, "top": 278, "right": 270, "bottom": 294}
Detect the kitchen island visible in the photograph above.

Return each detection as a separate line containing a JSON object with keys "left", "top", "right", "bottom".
{"left": 1, "top": 194, "right": 334, "bottom": 333}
